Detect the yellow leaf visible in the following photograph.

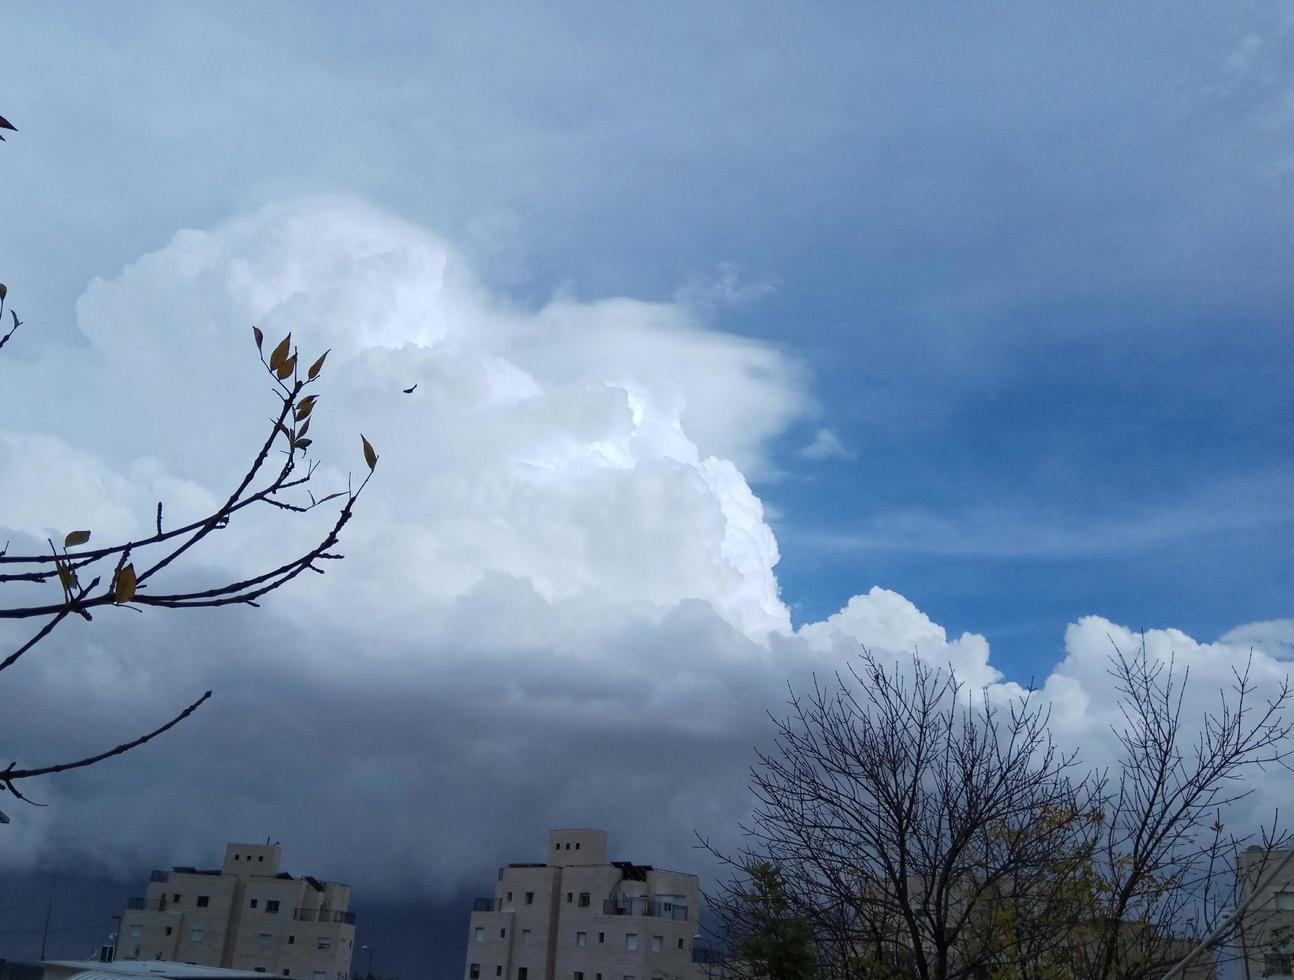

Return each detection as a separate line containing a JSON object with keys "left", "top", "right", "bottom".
{"left": 294, "top": 395, "right": 317, "bottom": 421}
{"left": 64, "top": 530, "right": 91, "bottom": 548}
{"left": 56, "top": 560, "right": 74, "bottom": 591}
{"left": 115, "top": 563, "right": 137, "bottom": 603}
{"left": 361, "top": 434, "right": 378, "bottom": 470}
{"left": 294, "top": 437, "right": 312, "bottom": 451}
{"left": 276, "top": 353, "right": 297, "bottom": 380}
{"left": 252, "top": 325, "right": 264, "bottom": 350}
{"left": 269, "top": 333, "right": 292, "bottom": 372}
{"left": 307, "top": 349, "right": 330, "bottom": 380}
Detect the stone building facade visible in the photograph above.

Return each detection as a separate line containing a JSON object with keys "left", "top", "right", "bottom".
{"left": 464, "top": 830, "right": 701, "bottom": 980}
{"left": 116, "top": 842, "right": 356, "bottom": 980}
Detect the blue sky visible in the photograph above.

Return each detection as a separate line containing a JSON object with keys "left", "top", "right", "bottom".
{"left": 4, "top": 3, "right": 1294, "bottom": 976}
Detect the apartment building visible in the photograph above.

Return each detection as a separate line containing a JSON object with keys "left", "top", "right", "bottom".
{"left": 116, "top": 842, "right": 356, "bottom": 980}
{"left": 463, "top": 829, "right": 701, "bottom": 980}
{"left": 1237, "top": 846, "right": 1294, "bottom": 979}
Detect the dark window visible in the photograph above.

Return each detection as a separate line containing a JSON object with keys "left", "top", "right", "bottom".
{"left": 575, "top": 843, "right": 580, "bottom": 850}
{"left": 266, "top": 901, "right": 280, "bottom": 913}
{"left": 578, "top": 893, "right": 590, "bottom": 908}
{"left": 496, "top": 970, "right": 502, "bottom": 978}
{"left": 173, "top": 894, "right": 181, "bottom": 903}
{"left": 500, "top": 929, "right": 506, "bottom": 939}
{"left": 525, "top": 892, "right": 534, "bottom": 905}
{"left": 288, "top": 936, "right": 296, "bottom": 946}
{"left": 470, "top": 966, "right": 481, "bottom": 980}
{"left": 255, "top": 969, "right": 266, "bottom": 974}
{"left": 250, "top": 899, "right": 259, "bottom": 909}
{"left": 235, "top": 854, "right": 241, "bottom": 861}
{"left": 566, "top": 893, "right": 573, "bottom": 903}
{"left": 677, "top": 939, "right": 684, "bottom": 950}
{"left": 555, "top": 843, "right": 561, "bottom": 851}
{"left": 598, "top": 933, "right": 604, "bottom": 944}
{"left": 258, "top": 856, "right": 264, "bottom": 862}
{"left": 165, "top": 928, "right": 173, "bottom": 936}
{"left": 565, "top": 843, "right": 570, "bottom": 850}
{"left": 519, "top": 970, "right": 528, "bottom": 980}
{"left": 284, "top": 972, "right": 291, "bottom": 976}
{"left": 506, "top": 892, "right": 513, "bottom": 902}
{"left": 197, "top": 896, "right": 210, "bottom": 908}
{"left": 575, "top": 974, "right": 584, "bottom": 980}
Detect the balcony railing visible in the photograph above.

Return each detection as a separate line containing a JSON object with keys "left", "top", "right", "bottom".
{"left": 601, "top": 899, "right": 688, "bottom": 920}
{"left": 292, "top": 908, "right": 357, "bottom": 924}
{"left": 472, "top": 898, "right": 501, "bottom": 912}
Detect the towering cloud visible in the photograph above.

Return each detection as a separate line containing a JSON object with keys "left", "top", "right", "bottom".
{"left": 0, "top": 201, "right": 1289, "bottom": 900}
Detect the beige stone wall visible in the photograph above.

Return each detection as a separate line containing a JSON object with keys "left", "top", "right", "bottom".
{"left": 465, "top": 832, "right": 703, "bottom": 980}
{"left": 116, "top": 843, "right": 354, "bottom": 980}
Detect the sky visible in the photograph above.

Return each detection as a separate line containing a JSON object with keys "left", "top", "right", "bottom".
{"left": 3, "top": 4, "right": 1294, "bottom": 980}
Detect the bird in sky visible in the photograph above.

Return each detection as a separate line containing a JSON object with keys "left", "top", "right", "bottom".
{"left": 402, "top": 384, "right": 418, "bottom": 394}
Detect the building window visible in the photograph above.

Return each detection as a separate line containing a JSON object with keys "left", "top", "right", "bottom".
{"left": 250, "top": 899, "right": 259, "bottom": 909}
{"left": 567, "top": 893, "right": 573, "bottom": 903}
{"left": 288, "top": 936, "right": 296, "bottom": 945}
{"left": 500, "top": 929, "right": 507, "bottom": 939}
{"left": 555, "top": 843, "right": 561, "bottom": 851}
{"left": 259, "top": 933, "right": 272, "bottom": 947}
{"left": 190, "top": 929, "right": 204, "bottom": 943}
{"left": 522, "top": 930, "right": 531, "bottom": 944}
{"left": 1266, "top": 955, "right": 1294, "bottom": 977}
{"left": 525, "top": 892, "right": 534, "bottom": 905}
{"left": 197, "top": 896, "right": 210, "bottom": 908}
{"left": 496, "top": 970, "right": 501, "bottom": 978}
{"left": 575, "top": 973, "right": 583, "bottom": 980}
{"left": 254, "top": 969, "right": 266, "bottom": 974}
{"left": 266, "top": 901, "right": 280, "bottom": 914}
{"left": 235, "top": 854, "right": 241, "bottom": 861}
{"left": 575, "top": 843, "right": 580, "bottom": 850}
{"left": 565, "top": 843, "right": 571, "bottom": 850}
{"left": 518, "top": 970, "right": 528, "bottom": 980}
{"left": 470, "top": 966, "right": 481, "bottom": 980}
{"left": 318, "top": 937, "right": 332, "bottom": 951}
{"left": 651, "top": 937, "right": 662, "bottom": 953}
{"left": 576, "top": 933, "right": 587, "bottom": 947}
{"left": 506, "top": 892, "right": 513, "bottom": 902}
{"left": 578, "top": 893, "right": 590, "bottom": 908}
{"left": 283, "top": 972, "right": 290, "bottom": 977}
{"left": 258, "top": 856, "right": 264, "bottom": 862}
{"left": 677, "top": 939, "right": 684, "bottom": 950}
{"left": 165, "top": 927, "right": 173, "bottom": 936}
{"left": 626, "top": 934, "right": 639, "bottom": 951}
{"left": 173, "top": 894, "right": 181, "bottom": 903}
{"left": 475, "top": 928, "right": 485, "bottom": 943}
{"left": 598, "top": 933, "right": 604, "bottom": 944}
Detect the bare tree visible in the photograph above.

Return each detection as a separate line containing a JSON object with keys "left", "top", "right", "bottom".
{"left": 702, "top": 652, "right": 1097, "bottom": 980}
{"left": 1066, "top": 648, "right": 1294, "bottom": 980}
{"left": 0, "top": 276, "right": 379, "bottom": 806}
{"left": 704, "top": 642, "right": 1294, "bottom": 980}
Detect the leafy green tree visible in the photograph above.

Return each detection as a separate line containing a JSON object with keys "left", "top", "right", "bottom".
{"left": 737, "top": 862, "right": 818, "bottom": 980}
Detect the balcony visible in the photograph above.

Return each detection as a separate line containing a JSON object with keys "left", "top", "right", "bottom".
{"left": 601, "top": 899, "right": 688, "bottom": 920}
{"left": 472, "top": 898, "right": 501, "bottom": 912}
{"left": 292, "top": 908, "right": 357, "bottom": 924}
